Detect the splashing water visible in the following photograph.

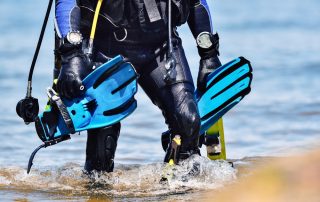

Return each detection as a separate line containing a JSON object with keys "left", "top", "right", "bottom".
{"left": 0, "top": 156, "right": 236, "bottom": 199}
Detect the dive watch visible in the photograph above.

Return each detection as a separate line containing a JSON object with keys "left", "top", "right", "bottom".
{"left": 196, "top": 32, "right": 213, "bottom": 49}
{"left": 65, "top": 31, "right": 83, "bottom": 45}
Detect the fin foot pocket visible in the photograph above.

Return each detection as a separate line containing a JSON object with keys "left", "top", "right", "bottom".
{"left": 205, "top": 133, "right": 221, "bottom": 156}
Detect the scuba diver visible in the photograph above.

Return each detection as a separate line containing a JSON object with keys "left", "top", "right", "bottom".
{"left": 54, "top": 0, "right": 222, "bottom": 172}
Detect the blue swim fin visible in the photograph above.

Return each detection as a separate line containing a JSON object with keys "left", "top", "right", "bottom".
{"left": 197, "top": 57, "right": 253, "bottom": 134}
{"left": 35, "top": 55, "right": 138, "bottom": 143}
{"left": 161, "top": 57, "right": 252, "bottom": 153}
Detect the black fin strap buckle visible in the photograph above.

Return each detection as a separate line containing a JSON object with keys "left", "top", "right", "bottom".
{"left": 143, "top": 0, "right": 162, "bottom": 23}
{"left": 46, "top": 87, "right": 75, "bottom": 134}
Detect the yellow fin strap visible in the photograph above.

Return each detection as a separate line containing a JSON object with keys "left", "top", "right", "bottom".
{"left": 168, "top": 159, "right": 175, "bottom": 166}
{"left": 207, "top": 118, "right": 227, "bottom": 160}
{"left": 172, "top": 136, "right": 181, "bottom": 146}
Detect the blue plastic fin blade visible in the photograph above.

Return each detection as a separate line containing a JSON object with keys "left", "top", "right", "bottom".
{"left": 197, "top": 57, "right": 253, "bottom": 133}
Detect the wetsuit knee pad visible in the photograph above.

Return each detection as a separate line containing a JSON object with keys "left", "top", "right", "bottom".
{"left": 85, "top": 123, "right": 121, "bottom": 172}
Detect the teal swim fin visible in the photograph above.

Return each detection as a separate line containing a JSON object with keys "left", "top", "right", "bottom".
{"left": 197, "top": 56, "right": 252, "bottom": 134}
{"left": 161, "top": 57, "right": 252, "bottom": 152}
{"left": 35, "top": 55, "right": 138, "bottom": 143}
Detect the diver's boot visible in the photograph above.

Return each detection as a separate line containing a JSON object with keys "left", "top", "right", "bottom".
{"left": 164, "top": 135, "right": 182, "bottom": 165}
{"left": 205, "top": 134, "right": 221, "bottom": 156}
{"left": 161, "top": 134, "right": 182, "bottom": 182}
{"left": 85, "top": 123, "right": 120, "bottom": 173}
{"left": 162, "top": 134, "right": 201, "bottom": 181}
{"left": 164, "top": 133, "right": 200, "bottom": 164}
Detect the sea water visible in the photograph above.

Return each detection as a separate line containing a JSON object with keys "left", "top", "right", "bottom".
{"left": 0, "top": 0, "right": 319, "bottom": 201}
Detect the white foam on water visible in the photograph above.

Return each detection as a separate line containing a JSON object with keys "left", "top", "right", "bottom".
{"left": 0, "top": 176, "right": 10, "bottom": 186}
{"left": 164, "top": 155, "right": 236, "bottom": 190}
{"left": 0, "top": 156, "right": 236, "bottom": 197}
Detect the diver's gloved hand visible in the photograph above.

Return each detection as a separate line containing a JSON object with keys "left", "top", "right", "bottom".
{"left": 57, "top": 51, "right": 91, "bottom": 99}
{"left": 196, "top": 33, "right": 221, "bottom": 94}
{"left": 197, "top": 56, "right": 222, "bottom": 93}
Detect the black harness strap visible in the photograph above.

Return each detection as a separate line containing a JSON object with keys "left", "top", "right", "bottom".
{"left": 47, "top": 88, "right": 76, "bottom": 134}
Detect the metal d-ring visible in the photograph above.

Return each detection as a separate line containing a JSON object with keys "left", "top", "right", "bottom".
{"left": 113, "top": 28, "right": 127, "bottom": 42}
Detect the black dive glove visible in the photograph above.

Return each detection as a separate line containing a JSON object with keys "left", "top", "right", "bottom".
{"left": 57, "top": 50, "right": 91, "bottom": 99}
{"left": 197, "top": 56, "right": 222, "bottom": 93}
{"left": 197, "top": 33, "right": 222, "bottom": 94}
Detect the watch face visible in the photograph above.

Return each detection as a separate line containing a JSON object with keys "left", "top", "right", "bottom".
{"left": 197, "top": 32, "right": 213, "bottom": 49}
{"left": 67, "top": 32, "right": 82, "bottom": 45}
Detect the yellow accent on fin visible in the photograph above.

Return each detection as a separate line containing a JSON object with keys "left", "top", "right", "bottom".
{"left": 173, "top": 136, "right": 181, "bottom": 146}
{"left": 44, "top": 104, "right": 51, "bottom": 111}
{"left": 161, "top": 160, "right": 175, "bottom": 181}
{"left": 168, "top": 159, "right": 174, "bottom": 166}
{"left": 206, "top": 118, "right": 227, "bottom": 160}
{"left": 53, "top": 79, "right": 58, "bottom": 85}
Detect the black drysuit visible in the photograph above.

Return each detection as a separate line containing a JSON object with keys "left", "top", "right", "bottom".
{"left": 54, "top": 0, "right": 219, "bottom": 171}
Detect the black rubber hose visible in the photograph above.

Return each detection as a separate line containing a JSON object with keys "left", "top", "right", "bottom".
{"left": 26, "top": 0, "right": 54, "bottom": 97}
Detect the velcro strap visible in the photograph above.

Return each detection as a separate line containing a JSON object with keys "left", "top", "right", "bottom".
{"left": 47, "top": 87, "right": 75, "bottom": 134}
{"left": 143, "top": 0, "right": 162, "bottom": 22}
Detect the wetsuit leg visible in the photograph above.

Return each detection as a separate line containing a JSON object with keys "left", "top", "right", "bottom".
{"left": 138, "top": 40, "right": 201, "bottom": 161}
{"left": 85, "top": 123, "right": 121, "bottom": 172}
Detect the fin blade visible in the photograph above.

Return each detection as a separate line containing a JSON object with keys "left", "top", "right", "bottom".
{"left": 206, "top": 57, "right": 252, "bottom": 91}
{"left": 36, "top": 55, "right": 138, "bottom": 142}
{"left": 199, "top": 76, "right": 252, "bottom": 122}
{"left": 197, "top": 57, "right": 253, "bottom": 134}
